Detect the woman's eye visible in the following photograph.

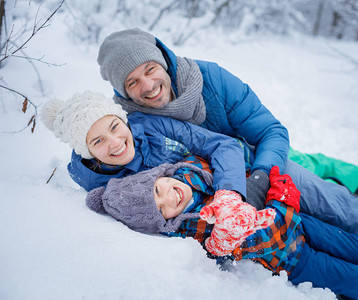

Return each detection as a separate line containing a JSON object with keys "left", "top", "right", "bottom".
{"left": 155, "top": 186, "right": 159, "bottom": 196}
{"left": 94, "top": 138, "right": 102, "bottom": 145}
{"left": 112, "top": 123, "right": 119, "bottom": 131}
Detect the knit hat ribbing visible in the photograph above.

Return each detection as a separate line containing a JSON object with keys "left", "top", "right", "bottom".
{"left": 40, "top": 90, "right": 128, "bottom": 159}
{"left": 86, "top": 162, "right": 213, "bottom": 234}
{"left": 97, "top": 28, "right": 168, "bottom": 99}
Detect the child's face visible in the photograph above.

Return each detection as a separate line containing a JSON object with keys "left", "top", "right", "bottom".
{"left": 86, "top": 115, "right": 135, "bottom": 165}
{"left": 153, "top": 177, "right": 193, "bottom": 220}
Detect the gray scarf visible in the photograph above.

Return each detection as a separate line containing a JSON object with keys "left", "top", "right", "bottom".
{"left": 113, "top": 56, "right": 206, "bottom": 125}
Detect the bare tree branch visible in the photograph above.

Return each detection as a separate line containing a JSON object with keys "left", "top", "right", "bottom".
{"left": 0, "top": 84, "right": 38, "bottom": 133}
{"left": 0, "top": 0, "right": 65, "bottom": 65}
{"left": 326, "top": 42, "right": 358, "bottom": 67}
{"left": 0, "top": 0, "right": 65, "bottom": 134}
{"left": 149, "top": 1, "right": 179, "bottom": 31}
{"left": 0, "top": 0, "right": 5, "bottom": 46}
{"left": 6, "top": 44, "right": 65, "bottom": 96}
{"left": 11, "top": 53, "right": 66, "bottom": 66}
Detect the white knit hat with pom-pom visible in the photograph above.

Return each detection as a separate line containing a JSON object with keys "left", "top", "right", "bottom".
{"left": 40, "top": 90, "right": 128, "bottom": 159}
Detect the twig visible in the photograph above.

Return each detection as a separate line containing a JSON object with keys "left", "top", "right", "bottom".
{"left": 11, "top": 53, "right": 66, "bottom": 66}
{"left": 0, "top": 84, "right": 38, "bottom": 133}
{"left": 1, "top": 24, "right": 14, "bottom": 59}
{"left": 149, "top": 1, "right": 178, "bottom": 31}
{"left": 12, "top": 46, "right": 47, "bottom": 95}
{"left": 33, "top": 2, "right": 44, "bottom": 34}
{"left": 3, "top": 46, "right": 66, "bottom": 97}
{"left": 46, "top": 167, "right": 57, "bottom": 184}
{"left": 0, "top": 84, "right": 38, "bottom": 112}
{"left": 325, "top": 42, "right": 358, "bottom": 67}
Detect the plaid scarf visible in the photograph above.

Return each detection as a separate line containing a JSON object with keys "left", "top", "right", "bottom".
{"left": 163, "top": 156, "right": 215, "bottom": 242}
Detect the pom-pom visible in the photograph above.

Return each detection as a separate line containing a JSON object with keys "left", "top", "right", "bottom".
{"left": 86, "top": 186, "right": 106, "bottom": 214}
{"left": 40, "top": 98, "right": 65, "bottom": 131}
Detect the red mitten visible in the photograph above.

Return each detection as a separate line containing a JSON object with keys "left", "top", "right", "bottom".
{"left": 266, "top": 166, "right": 301, "bottom": 212}
{"left": 200, "top": 190, "right": 276, "bottom": 256}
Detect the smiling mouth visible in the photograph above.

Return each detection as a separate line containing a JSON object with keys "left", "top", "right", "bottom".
{"left": 145, "top": 85, "right": 161, "bottom": 99}
{"left": 174, "top": 187, "right": 183, "bottom": 206}
{"left": 111, "top": 143, "right": 126, "bottom": 156}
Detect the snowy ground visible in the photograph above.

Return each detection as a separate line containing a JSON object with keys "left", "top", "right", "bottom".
{"left": 1, "top": 8, "right": 357, "bottom": 300}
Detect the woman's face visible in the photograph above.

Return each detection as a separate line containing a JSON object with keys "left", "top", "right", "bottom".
{"left": 86, "top": 115, "right": 135, "bottom": 166}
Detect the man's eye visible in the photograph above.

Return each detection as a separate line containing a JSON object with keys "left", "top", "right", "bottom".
{"left": 155, "top": 186, "right": 159, "bottom": 196}
{"left": 147, "top": 66, "right": 155, "bottom": 74}
{"left": 128, "top": 80, "right": 136, "bottom": 88}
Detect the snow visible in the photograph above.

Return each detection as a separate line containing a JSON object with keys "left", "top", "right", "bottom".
{"left": 1, "top": 7, "right": 357, "bottom": 300}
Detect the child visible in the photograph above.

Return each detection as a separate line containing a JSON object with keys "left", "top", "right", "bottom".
{"left": 86, "top": 156, "right": 358, "bottom": 299}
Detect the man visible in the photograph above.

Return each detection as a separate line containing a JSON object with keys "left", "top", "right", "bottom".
{"left": 95, "top": 28, "right": 357, "bottom": 233}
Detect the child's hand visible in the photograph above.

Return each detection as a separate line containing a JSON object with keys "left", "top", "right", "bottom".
{"left": 200, "top": 190, "right": 276, "bottom": 256}
{"left": 199, "top": 190, "right": 243, "bottom": 225}
{"left": 265, "top": 166, "right": 301, "bottom": 212}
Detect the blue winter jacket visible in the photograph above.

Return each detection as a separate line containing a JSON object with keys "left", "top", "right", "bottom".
{"left": 68, "top": 112, "right": 250, "bottom": 193}
{"left": 114, "top": 39, "right": 289, "bottom": 175}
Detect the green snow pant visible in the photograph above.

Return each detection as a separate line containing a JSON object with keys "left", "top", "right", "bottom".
{"left": 288, "top": 148, "right": 358, "bottom": 195}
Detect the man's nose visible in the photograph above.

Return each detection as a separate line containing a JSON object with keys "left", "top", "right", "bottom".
{"left": 141, "top": 77, "right": 154, "bottom": 92}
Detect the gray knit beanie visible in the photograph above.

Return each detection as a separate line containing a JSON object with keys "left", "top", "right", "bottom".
{"left": 86, "top": 162, "right": 213, "bottom": 234}
{"left": 97, "top": 28, "right": 168, "bottom": 99}
{"left": 40, "top": 90, "right": 128, "bottom": 159}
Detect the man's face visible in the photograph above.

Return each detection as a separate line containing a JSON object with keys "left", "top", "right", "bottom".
{"left": 124, "top": 61, "right": 172, "bottom": 108}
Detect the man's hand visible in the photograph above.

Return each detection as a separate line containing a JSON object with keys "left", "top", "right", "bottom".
{"left": 266, "top": 166, "right": 301, "bottom": 212}
{"left": 200, "top": 190, "right": 276, "bottom": 256}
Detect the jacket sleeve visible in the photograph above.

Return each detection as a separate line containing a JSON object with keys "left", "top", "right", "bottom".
{"left": 209, "top": 63, "right": 289, "bottom": 175}
{"left": 67, "top": 151, "right": 118, "bottom": 191}
{"left": 131, "top": 112, "right": 248, "bottom": 198}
